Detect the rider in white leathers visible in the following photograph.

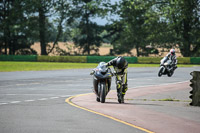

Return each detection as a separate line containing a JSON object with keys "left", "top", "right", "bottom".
{"left": 161, "top": 49, "right": 177, "bottom": 70}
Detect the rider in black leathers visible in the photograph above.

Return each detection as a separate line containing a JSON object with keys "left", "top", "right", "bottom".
{"left": 106, "top": 56, "right": 128, "bottom": 103}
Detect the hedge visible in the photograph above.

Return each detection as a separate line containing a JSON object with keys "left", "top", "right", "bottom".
{"left": 177, "top": 57, "right": 190, "bottom": 64}
{"left": 0, "top": 55, "right": 199, "bottom": 64}
{"left": 87, "top": 56, "right": 137, "bottom": 63}
{"left": 138, "top": 57, "right": 192, "bottom": 64}
{"left": 37, "top": 56, "right": 87, "bottom": 63}
{"left": 190, "top": 57, "right": 200, "bottom": 64}
{"left": 0, "top": 55, "right": 37, "bottom": 61}
{"left": 138, "top": 57, "right": 162, "bottom": 64}
{"left": 124, "top": 56, "right": 138, "bottom": 63}
{"left": 87, "top": 56, "right": 116, "bottom": 63}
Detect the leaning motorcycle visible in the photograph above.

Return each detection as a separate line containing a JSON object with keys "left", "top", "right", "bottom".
{"left": 90, "top": 62, "right": 112, "bottom": 103}
{"left": 158, "top": 57, "right": 174, "bottom": 77}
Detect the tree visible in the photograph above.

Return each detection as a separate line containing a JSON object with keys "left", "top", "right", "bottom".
{"left": 71, "top": 0, "right": 110, "bottom": 55}
{"left": 108, "top": 0, "right": 158, "bottom": 56}
{"left": 24, "top": 0, "right": 70, "bottom": 55}
{"left": 171, "top": 0, "right": 200, "bottom": 56}
{"left": 0, "top": 0, "right": 37, "bottom": 55}
{"left": 157, "top": 0, "right": 200, "bottom": 57}
{"left": 106, "top": 0, "right": 200, "bottom": 57}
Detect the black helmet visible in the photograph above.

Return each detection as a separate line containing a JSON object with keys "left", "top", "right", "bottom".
{"left": 116, "top": 57, "right": 126, "bottom": 69}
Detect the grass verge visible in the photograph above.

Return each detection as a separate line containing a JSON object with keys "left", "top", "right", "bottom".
{"left": 0, "top": 61, "right": 97, "bottom": 72}
{"left": 0, "top": 61, "right": 199, "bottom": 72}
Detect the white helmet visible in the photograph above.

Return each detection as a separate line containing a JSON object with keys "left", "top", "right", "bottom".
{"left": 170, "top": 49, "right": 175, "bottom": 55}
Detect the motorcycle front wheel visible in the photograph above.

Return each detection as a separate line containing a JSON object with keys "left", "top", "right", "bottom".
{"left": 100, "top": 82, "right": 106, "bottom": 103}
{"left": 96, "top": 97, "right": 100, "bottom": 102}
{"left": 158, "top": 67, "right": 164, "bottom": 77}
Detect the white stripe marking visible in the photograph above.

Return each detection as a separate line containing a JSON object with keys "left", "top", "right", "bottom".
{"left": 29, "top": 83, "right": 40, "bottom": 85}
{"left": 60, "top": 95, "right": 72, "bottom": 98}
{"left": 16, "top": 84, "right": 26, "bottom": 86}
{"left": 38, "top": 98, "right": 48, "bottom": 101}
{"left": 24, "top": 100, "right": 35, "bottom": 102}
{"left": 0, "top": 103, "right": 8, "bottom": 105}
{"left": 50, "top": 97, "right": 59, "bottom": 99}
{"left": 10, "top": 101, "right": 21, "bottom": 104}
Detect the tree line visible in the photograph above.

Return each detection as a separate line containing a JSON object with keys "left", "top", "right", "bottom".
{"left": 0, "top": 0, "right": 200, "bottom": 57}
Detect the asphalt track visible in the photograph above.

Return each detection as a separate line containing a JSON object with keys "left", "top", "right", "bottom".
{"left": 0, "top": 66, "right": 200, "bottom": 133}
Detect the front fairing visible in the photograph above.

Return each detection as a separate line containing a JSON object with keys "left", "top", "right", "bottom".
{"left": 160, "top": 57, "right": 168, "bottom": 65}
{"left": 94, "top": 62, "right": 112, "bottom": 80}
{"left": 163, "top": 60, "right": 172, "bottom": 69}
{"left": 94, "top": 70, "right": 112, "bottom": 79}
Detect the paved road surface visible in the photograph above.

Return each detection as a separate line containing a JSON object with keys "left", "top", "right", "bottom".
{"left": 0, "top": 66, "right": 199, "bottom": 133}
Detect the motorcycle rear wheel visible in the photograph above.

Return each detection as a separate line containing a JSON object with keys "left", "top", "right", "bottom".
{"left": 167, "top": 71, "right": 174, "bottom": 77}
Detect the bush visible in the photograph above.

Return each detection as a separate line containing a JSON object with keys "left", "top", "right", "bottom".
{"left": 0, "top": 55, "right": 37, "bottom": 61}
{"left": 87, "top": 56, "right": 116, "bottom": 63}
{"left": 177, "top": 57, "right": 190, "bottom": 64}
{"left": 190, "top": 57, "right": 200, "bottom": 64}
{"left": 37, "top": 56, "right": 87, "bottom": 63}
{"left": 87, "top": 56, "right": 137, "bottom": 64}
{"left": 124, "top": 57, "right": 138, "bottom": 64}
{"left": 138, "top": 57, "right": 162, "bottom": 64}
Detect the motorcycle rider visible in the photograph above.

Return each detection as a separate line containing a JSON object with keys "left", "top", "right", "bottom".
{"left": 106, "top": 56, "right": 128, "bottom": 103}
{"left": 161, "top": 49, "right": 177, "bottom": 70}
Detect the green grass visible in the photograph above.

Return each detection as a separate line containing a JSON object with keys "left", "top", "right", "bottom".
{"left": 158, "top": 98, "right": 180, "bottom": 102}
{"left": 0, "top": 61, "right": 97, "bottom": 72}
{"left": 0, "top": 61, "right": 199, "bottom": 72}
{"left": 129, "top": 64, "right": 159, "bottom": 67}
{"left": 107, "top": 98, "right": 190, "bottom": 102}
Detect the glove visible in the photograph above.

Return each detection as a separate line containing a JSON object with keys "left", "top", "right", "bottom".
{"left": 113, "top": 71, "right": 117, "bottom": 76}
{"left": 104, "top": 63, "right": 108, "bottom": 67}
{"left": 90, "top": 70, "right": 95, "bottom": 75}
{"left": 110, "top": 71, "right": 114, "bottom": 76}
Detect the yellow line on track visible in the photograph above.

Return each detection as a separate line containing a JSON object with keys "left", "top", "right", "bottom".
{"left": 65, "top": 94, "right": 155, "bottom": 133}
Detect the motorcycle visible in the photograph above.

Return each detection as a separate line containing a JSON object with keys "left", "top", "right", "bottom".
{"left": 90, "top": 62, "right": 113, "bottom": 103}
{"left": 158, "top": 57, "right": 175, "bottom": 77}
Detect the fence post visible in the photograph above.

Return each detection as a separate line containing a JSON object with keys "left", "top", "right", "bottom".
{"left": 189, "top": 71, "right": 200, "bottom": 106}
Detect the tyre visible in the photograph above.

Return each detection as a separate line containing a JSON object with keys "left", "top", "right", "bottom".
{"left": 158, "top": 67, "right": 164, "bottom": 77}
{"left": 100, "top": 82, "right": 106, "bottom": 103}
{"left": 96, "top": 97, "right": 100, "bottom": 102}
{"left": 167, "top": 70, "right": 174, "bottom": 77}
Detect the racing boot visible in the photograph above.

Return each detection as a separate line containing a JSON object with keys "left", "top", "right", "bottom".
{"left": 121, "top": 84, "right": 127, "bottom": 103}
{"left": 116, "top": 82, "right": 122, "bottom": 103}
{"left": 117, "top": 91, "right": 125, "bottom": 103}
{"left": 117, "top": 90, "right": 121, "bottom": 103}
{"left": 121, "top": 94, "right": 124, "bottom": 103}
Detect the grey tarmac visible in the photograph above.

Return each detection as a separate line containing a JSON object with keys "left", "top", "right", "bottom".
{"left": 0, "top": 66, "right": 200, "bottom": 133}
